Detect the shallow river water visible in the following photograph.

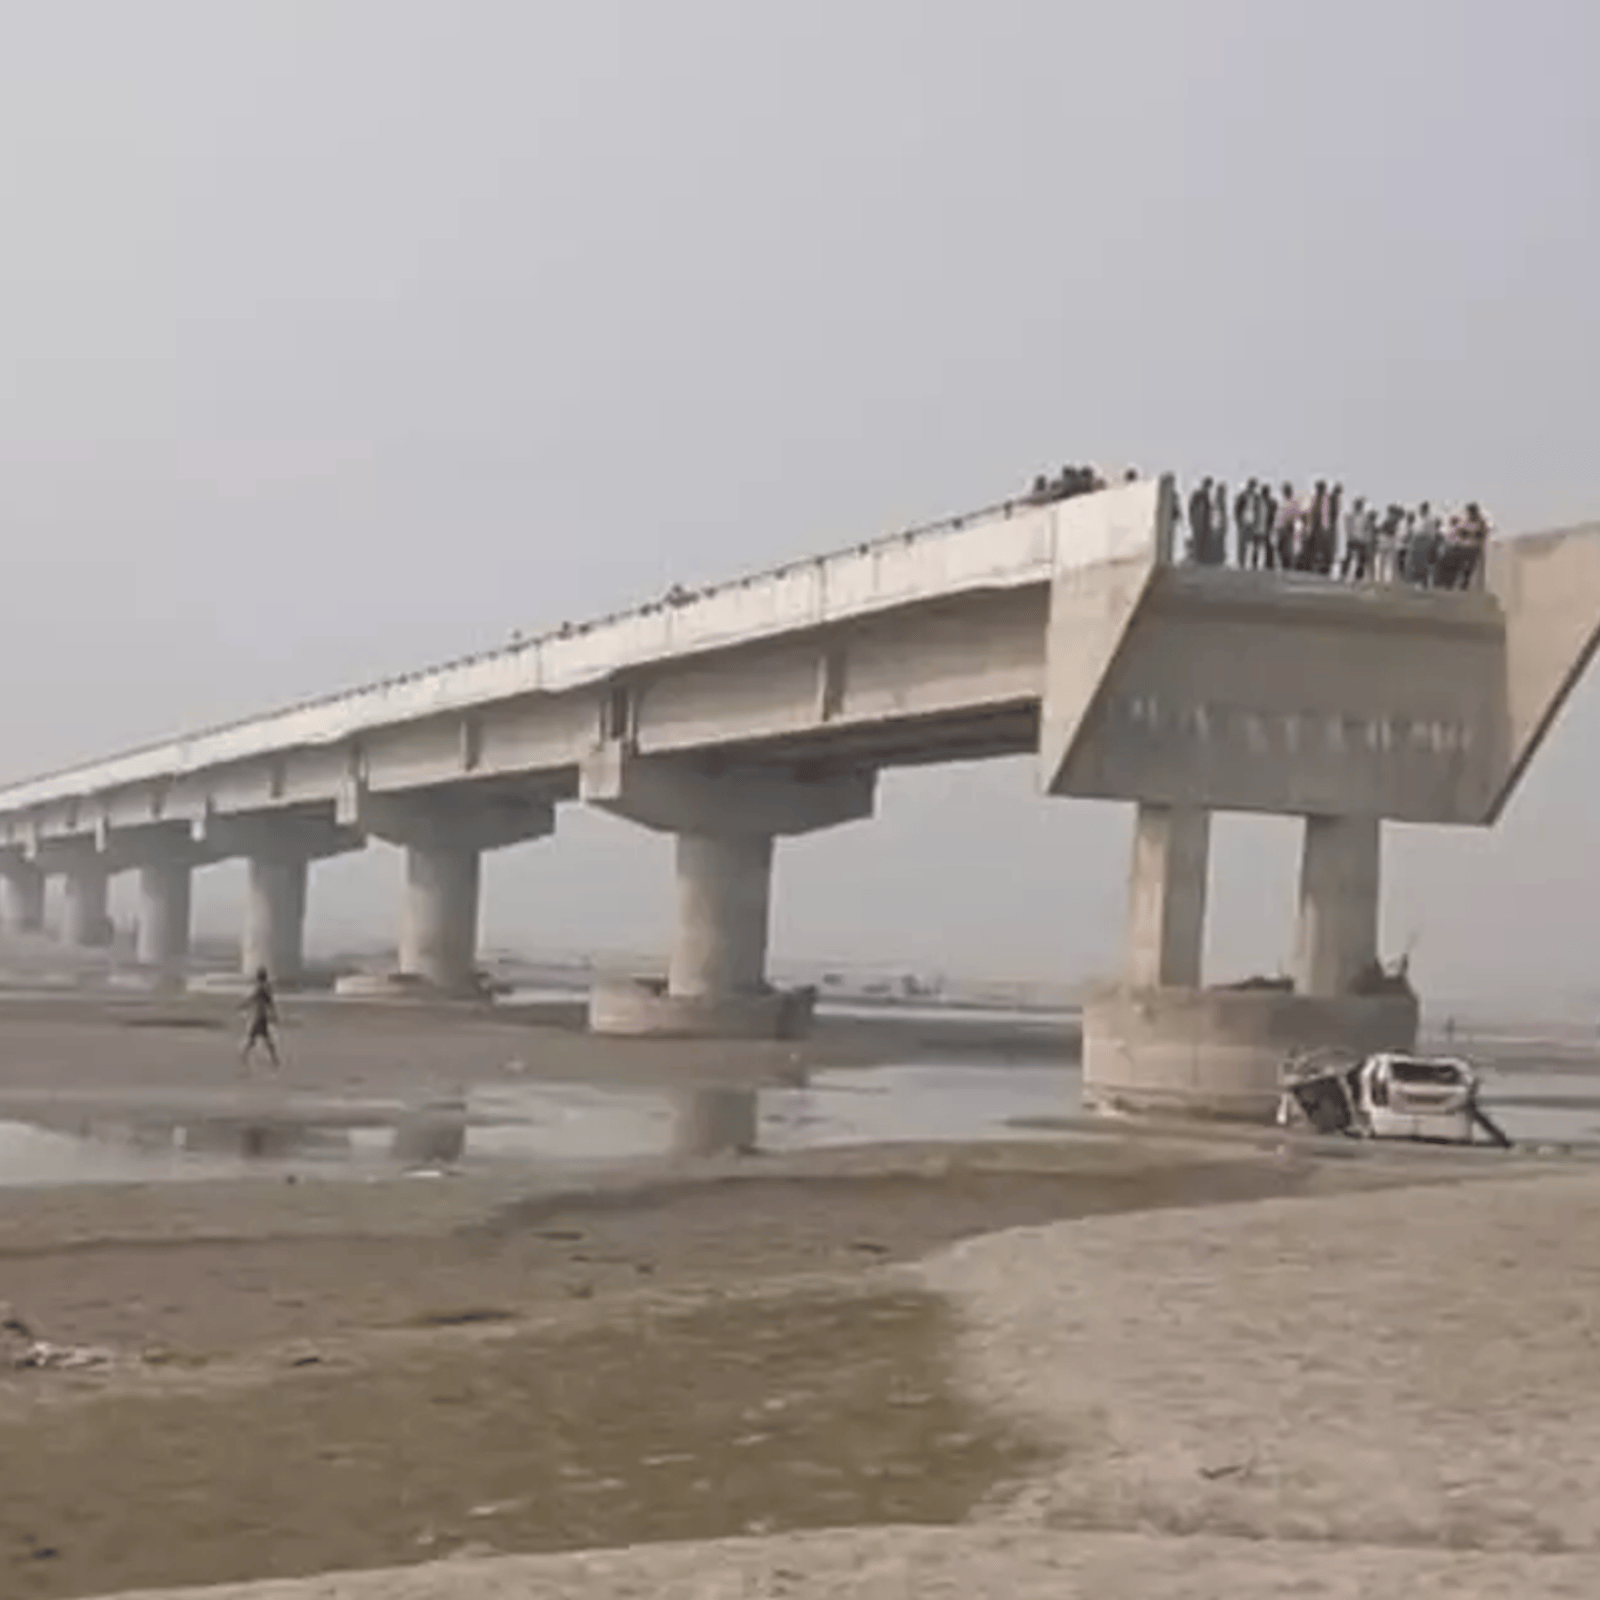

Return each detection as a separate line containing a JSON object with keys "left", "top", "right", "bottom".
{"left": 1, "top": 1044, "right": 1598, "bottom": 1188}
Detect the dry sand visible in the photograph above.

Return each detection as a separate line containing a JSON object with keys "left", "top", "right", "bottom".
{"left": 95, "top": 1526, "right": 1600, "bottom": 1599}
{"left": 920, "top": 1169, "right": 1600, "bottom": 1553}
{"left": 89, "top": 1169, "right": 1600, "bottom": 1600}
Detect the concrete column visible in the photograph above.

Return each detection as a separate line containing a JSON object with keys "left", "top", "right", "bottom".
{"left": 136, "top": 861, "right": 193, "bottom": 970}
{"left": 1295, "top": 814, "right": 1381, "bottom": 997}
{"left": 668, "top": 832, "right": 774, "bottom": 998}
{"left": 399, "top": 844, "right": 482, "bottom": 991}
{"left": 1125, "top": 802, "right": 1210, "bottom": 988}
{"left": 62, "top": 866, "right": 113, "bottom": 948}
{"left": 243, "top": 854, "right": 308, "bottom": 980}
{"left": 1, "top": 863, "right": 44, "bottom": 935}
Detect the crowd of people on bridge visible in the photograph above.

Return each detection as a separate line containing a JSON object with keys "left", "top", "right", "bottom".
{"left": 1020, "top": 464, "right": 1491, "bottom": 591}
{"left": 1178, "top": 478, "right": 1490, "bottom": 590}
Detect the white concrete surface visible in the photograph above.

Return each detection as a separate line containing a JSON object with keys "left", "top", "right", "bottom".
{"left": 0, "top": 487, "right": 1121, "bottom": 815}
{"left": 1055, "top": 565, "right": 1509, "bottom": 821}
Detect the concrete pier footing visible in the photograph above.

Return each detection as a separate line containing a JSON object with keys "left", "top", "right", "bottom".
{"left": 587, "top": 974, "right": 816, "bottom": 1039}
{"left": 1082, "top": 985, "right": 1419, "bottom": 1121}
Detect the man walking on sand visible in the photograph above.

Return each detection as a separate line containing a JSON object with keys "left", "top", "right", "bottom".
{"left": 240, "top": 966, "right": 280, "bottom": 1069}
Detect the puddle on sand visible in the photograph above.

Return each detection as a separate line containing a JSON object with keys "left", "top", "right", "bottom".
{"left": 0, "top": 1064, "right": 1082, "bottom": 1188}
{"left": 1, "top": 1055, "right": 1595, "bottom": 1189}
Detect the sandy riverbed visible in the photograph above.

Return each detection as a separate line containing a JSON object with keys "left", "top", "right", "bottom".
{"left": 1, "top": 998, "right": 1596, "bottom": 1598}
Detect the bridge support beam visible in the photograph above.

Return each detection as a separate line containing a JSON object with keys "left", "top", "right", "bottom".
{"left": 581, "top": 747, "right": 875, "bottom": 1037}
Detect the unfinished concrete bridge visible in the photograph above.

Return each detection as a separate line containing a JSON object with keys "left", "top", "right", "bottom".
{"left": 1, "top": 477, "right": 1596, "bottom": 1118}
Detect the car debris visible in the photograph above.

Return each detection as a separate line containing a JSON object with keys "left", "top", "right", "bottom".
{"left": 1278, "top": 1048, "right": 1513, "bottom": 1148}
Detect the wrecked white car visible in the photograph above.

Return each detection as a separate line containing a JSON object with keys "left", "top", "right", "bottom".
{"left": 1277, "top": 1049, "right": 1511, "bottom": 1147}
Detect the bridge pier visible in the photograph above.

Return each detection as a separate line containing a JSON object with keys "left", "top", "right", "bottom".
{"left": 670, "top": 832, "right": 773, "bottom": 1000}
{"left": 400, "top": 843, "right": 481, "bottom": 992}
{"left": 337, "top": 785, "right": 555, "bottom": 996}
{"left": 244, "top": 853, "right": 308, "bottom": 981}
{"left": 136, "top": 860, "right": 193, "bottom": 971}
{"left": 195, "top": 810, "right": 366, "bottom": 986}
{"left": 581, "top": 747, "right": 874, "bottom": 1037}
{"left": 1126, "top": 803, "right": 1209, "bottom": 988}
{"left": 1295, "top": 814, "right": 1381, "bottom": 996}
{"left": 1083, "top": 806, "right": 1415, "bottom": 1122}
{"left": 0, "top": 857, "right": 44, "bottom": 936}
{"left": 62, "top": 864, "right": 112, "bottom": 948}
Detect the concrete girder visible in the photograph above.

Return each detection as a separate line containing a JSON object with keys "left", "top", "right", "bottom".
{"left": 197, "top": 808, "right": 365, "bottom": 865}
{"left": 580, "top": 744, "right": 875, "bottom": 838}
{"left": 337, "top": 783, "right": 556, "bottom": 854}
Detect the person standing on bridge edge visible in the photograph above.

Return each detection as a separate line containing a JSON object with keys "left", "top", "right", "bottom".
{"left": 1257, "top": 481, "right": 1279, "bottom": 569}
{"left": 1186, "top": 477, "right": 1214, "bottom": 563}
{"left": 240, "top": 966, "right": 280, "bottom": 1070}
{"left": 1233, "top": 478, "right": 1256, "bottom": 568}
{"left": 1340, "top": 495, "right": 1372, "bottom": 580}
{"left": 1325, "top": 483, "right": 1344, "bottom": 575}
{"left": 1276, "top": 482, "right": 1300, "bottom": 570}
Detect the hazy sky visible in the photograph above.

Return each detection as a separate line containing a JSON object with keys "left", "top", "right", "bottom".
{"left": 2, "top": 2, "right": 1597, "bottom": 1004}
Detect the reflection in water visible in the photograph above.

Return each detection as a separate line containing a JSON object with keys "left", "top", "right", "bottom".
{"left": 175, "top": 1122, "right": 353, "bottom": 1160}
{"left": 391, "top": 1097, "right": 469, "bottom": 1168}
{"left": 4, "top": 1059, "right": 1593, "bottom": 1190}
{"left": 669, "top": 1087, "right": 758, "bottom": 1158}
